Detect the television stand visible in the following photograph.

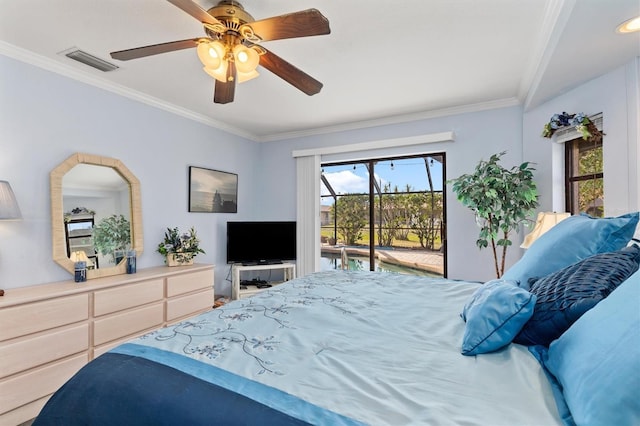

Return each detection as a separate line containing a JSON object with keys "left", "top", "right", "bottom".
{"left": 231, "top": 263, "right": 296, "bottom": 300}
{"left": 241, "top": 260, "right": 283, "bottom": 266}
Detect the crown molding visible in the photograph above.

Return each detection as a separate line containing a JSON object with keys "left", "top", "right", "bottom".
{"left": 0, "top": 41, "right": 259, "bottom": 141}
{"left": 259, "top": 97, "right": 520, "bottom": 142}
{"left": 2, "top": 41, "right": 522, "bottom": 144}
{"left": 518, "top": 0, "right": 568, "bottom": 102}
{"left": 522, "top": 0, "right": 576, "bottom": 110}
{"left": 292, "top": 131, "right": 455, "bottom": 158}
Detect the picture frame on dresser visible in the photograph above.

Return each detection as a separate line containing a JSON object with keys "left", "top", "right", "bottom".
{"left": 188, "top": 166, "right": 238, "bottom": 213}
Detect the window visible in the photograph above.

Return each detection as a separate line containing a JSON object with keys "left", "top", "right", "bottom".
{"left": 320, "top": 154, "right": 446, "bottom": 277}
{"left": 565, "top": 137, "right": 603, "bottom": 217}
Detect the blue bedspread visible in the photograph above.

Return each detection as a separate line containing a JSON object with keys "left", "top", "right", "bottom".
{"left": 34, "top": 271, "right": 561, "bottom": 425}
{"left": 35, "top": 352, "right": 321, "bottom": 425}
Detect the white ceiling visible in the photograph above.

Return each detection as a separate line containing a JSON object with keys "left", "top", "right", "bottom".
{"left": 1, "top": 0, "right": 638, "bottom": 141}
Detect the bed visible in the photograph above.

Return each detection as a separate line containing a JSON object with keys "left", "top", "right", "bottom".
{"left": 34, "top": 213, "right": 640, "bottom": 426}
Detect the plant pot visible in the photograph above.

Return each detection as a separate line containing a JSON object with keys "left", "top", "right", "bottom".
{"left": 114, "top": 249, "right": 126, "bottom": 265}
{"left": 166, "top": 253, "right": 194, "bottom": 267}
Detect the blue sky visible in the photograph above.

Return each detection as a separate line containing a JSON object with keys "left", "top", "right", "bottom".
{"left": 321, "top": 157, "right": 444, "bottom": 204}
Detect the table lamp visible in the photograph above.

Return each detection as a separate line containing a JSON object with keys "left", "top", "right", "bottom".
{"left": 521, "top": 212, "right": 571, "bottom": 249}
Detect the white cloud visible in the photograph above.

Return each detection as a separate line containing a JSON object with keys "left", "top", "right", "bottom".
{"left": 321, "top": 170, "right": 391, "bottom": 197}
{"left": 322, "top": 170, "right": 367, "bottom": 195}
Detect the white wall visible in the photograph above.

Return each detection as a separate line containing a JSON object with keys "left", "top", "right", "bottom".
{"left": 257, "top": 106, "right": 527, "bottom": 282}
{"left": 523, "top": 58, "right": 640, "bottom": 223}
{"left": 259, "top": 58, "right": 640, "bottom": 281}
{"left": 0, "top": 55, "right": 260, "bottom": 294}
{"left": 2, "top": 53, "right": 638, "bottom": 294}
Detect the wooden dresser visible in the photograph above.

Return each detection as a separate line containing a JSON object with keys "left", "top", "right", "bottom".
{"left": 0, "top": 263, "right": 214, "bottom": 425}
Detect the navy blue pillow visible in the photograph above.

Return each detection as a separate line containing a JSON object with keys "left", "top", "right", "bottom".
{"left": 514, "top": 244, "right": 640, "bottom": 347}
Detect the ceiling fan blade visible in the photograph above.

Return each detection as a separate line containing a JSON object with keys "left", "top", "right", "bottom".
{"left": 214, "top": 62, "right": 237, "bottom": 104}
{"left": 259, "top": 49, "right": 323, "bottom": 96}
{"left": 111, "top": 38, "right": 199, "bottom": 61}
{"left": 242, "top": 9, "right": 330, "bottom": 42}
{"left": 167, "top": 0, "right": 223, "bottom": 27}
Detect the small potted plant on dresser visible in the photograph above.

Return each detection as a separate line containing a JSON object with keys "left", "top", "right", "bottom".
{"left": 157, "top": 226, "right": 205, "bottom": 266}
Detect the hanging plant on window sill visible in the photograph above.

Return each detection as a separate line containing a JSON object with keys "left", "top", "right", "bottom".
{"left": 541, "top": 112, "right": 604, "bottom": 141}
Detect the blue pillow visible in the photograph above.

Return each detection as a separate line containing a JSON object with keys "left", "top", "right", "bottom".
{"left": 503, "top": 212, "right": 639, "bottom": 290}
{"left": 460, "top": 279, "right": 536, "bottom": 356}
{"left": 514, "top": 244, "right": 640, "bottom": 346}
{"left": 544, "top": 270, "right": 640, "bottom": 426}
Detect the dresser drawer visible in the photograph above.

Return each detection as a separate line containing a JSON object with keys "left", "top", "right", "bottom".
{"left": 1, "top": 324, "right": 89, "bottom": 379}
{"left": 93, "top": 302, "right": 164, "bottom": 346}
{"left": 94, "top": 279, "right": 164, "bottom": 316}
{"left": 0, "top": 294, "right": 88, "bottom": 342}
{"left": 0, "top": 353, "right": 87, "bottom": 416}
{"left": 0, "top": 395, "right": 49, "bottom": 426}
{"left": 166, "top": 268, "right": 213, "bottom": 297}
{"left": 167, "top": 288, "right": 214, "bottom": 322}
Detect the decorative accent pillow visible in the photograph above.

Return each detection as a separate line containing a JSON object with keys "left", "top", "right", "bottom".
{"left": 514, "top": 244, "right": 640, "bottom": 346}
{"left": 502, "top": 212, "right": 639, "bottom": 290}
{"left": 544, "top": 270, "right": 640, "bottom": 426}
{"left": 460, "top": 279, "right": 536, "bottom": 356}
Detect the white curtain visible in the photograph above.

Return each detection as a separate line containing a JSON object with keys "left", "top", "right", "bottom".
{"left": 295, "top": 155, "right": 321, "bottom": 277}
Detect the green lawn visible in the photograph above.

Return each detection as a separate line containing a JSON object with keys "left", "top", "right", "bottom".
{"left": 321, "top": 227, "right": 442, "bottom": 250}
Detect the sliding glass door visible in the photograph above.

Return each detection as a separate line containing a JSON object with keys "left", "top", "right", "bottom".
{"left": 320, "top": 153, "right": 446, "bottom": 277}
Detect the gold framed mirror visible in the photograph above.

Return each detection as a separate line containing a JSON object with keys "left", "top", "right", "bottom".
{"left": 51, "top": 153, "right": 143, "bottom": 279}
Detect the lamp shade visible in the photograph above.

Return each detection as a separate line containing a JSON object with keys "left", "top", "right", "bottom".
{"left": 198, "top": 41, "right": 229, "bottom": 83}
{"left": 233, "top": 44, "right": 259, "bottom": 74}
{"left": 521, "top": 212, "right": 571, "bottom": 248}
{"left": 0, "top": 180, "right": 22, "bottom": 220}
{"left": 203, "top": 64, "right": 229, "bottom": 83}
{"left": 237, "top": 69, "right": 259, "bottom": 83}
{"left": 197, "top": 40, "right": 226, "bottom": 69}
{"left": 70, "top": 251, "right": 90, "bottom": 263}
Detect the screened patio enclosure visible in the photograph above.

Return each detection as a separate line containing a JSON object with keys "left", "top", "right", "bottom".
{"left": 320, "top": 153, "right": 446, "bottom": 277}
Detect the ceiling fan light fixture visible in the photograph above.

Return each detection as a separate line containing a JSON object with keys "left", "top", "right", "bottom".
{"left": 197, "top": 40, "right": 226, "bottom": 68}
{"left": 237, "top": 69, "right": 259, "bottom": 83}
{"left": 233, "top": 44, "right": 259, "bottom": 74}
{"left": 109, "top": 1, "right": 330, "bottom": 104}
{"left": 616, "top": 15, "right": 640, "bottom": 33}
{"left": 203, "top": 63, "right": 228, "bottom": 83}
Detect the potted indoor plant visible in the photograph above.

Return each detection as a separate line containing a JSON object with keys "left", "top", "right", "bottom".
{"left": 93, "top": 214, "right": 131, "bottom": 265}
{"left": 449, "top": 151, "right": 539, "bottom": 278}
{"left": 157, "top": 226, "right": 205, "bottom": 266}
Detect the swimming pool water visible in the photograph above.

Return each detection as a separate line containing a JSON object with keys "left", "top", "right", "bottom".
{"left": 320, "top": 254, "right": 439, "bottom": 277}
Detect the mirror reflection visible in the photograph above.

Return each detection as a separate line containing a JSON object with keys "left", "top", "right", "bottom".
{"left": 62, "top": 164, "right": 131, "bottom": 269}
{"left": 51, "top": 152, "right": 143, "bottom": 280}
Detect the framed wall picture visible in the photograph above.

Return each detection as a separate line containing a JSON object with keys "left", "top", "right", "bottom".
{"left": 188, "top": 166, "right": 238, "bottom": 213}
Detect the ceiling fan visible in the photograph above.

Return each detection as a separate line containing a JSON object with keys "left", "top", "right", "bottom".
{"left": 110, "top": 0, "right": 330, "bottom": 104}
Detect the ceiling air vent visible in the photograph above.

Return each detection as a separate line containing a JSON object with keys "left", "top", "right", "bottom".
{"left": 63, "top": 48, "right": 119, "bottom": 72}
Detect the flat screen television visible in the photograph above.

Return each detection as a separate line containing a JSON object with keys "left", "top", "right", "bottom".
{"left": 226, "top": 221, "right": 296, "bottom": 265}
